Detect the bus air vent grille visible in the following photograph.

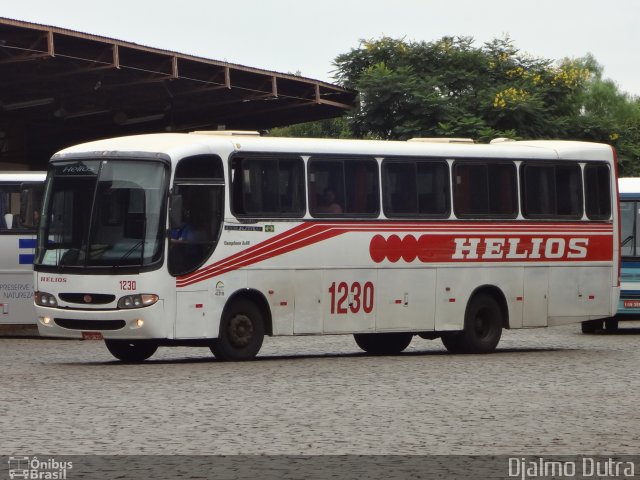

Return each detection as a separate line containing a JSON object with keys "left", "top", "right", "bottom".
{"left": 59, "top": 293, "right": 116, "bottom": 305}
{"left": 54, "top": 319, "right": 126, "bottom": 331}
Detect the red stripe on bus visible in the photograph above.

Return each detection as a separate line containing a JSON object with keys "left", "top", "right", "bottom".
{"left": 176, "top": 221, "right": 613, "bottom": 288}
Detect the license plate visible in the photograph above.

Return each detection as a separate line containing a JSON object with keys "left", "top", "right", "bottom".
{"left": 82, "top": 332, "right": 103, "bottom": 340}
{"left": 623, "top": 300, "right": 640, "bottom": 309}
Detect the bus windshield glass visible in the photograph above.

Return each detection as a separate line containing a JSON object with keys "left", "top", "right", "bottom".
{"left": 35, "top": 159, "right": 167, "bottom": 270}
{"left": 620, "top": 199, "right": 640, "bottom": 258}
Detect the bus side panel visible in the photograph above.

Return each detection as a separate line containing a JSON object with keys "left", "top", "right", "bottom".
{"left": 486, "top": 266, "right": 523, "bottom": 329}
{"left": 248, "top": 269, "right": 294, "bottom": 335}
{"left": 522, "top": 267, "right": 549, "bottom": 327}
{"left": 175, "top": 289, "right": 208, "bottom": 338}
{"left": 578, "top": 266, "right": 614, "bottom": 316}
{"left": 293, "top": 270, "right": 323, "bottom": 334}
{"left": 0, "top": 270, "right": 35, "bottom": 324}
{"left": 322, "top": 269, "right": 376, "bottom": 334}
{"left": 434, "top": 267, "right": 472, "bottom": 331}
{"left": 619, "top": 261, "right": 640, "bottom": 316}
{"left": 376, "top": 267, "right": 436, "bottom": 331}
{"left": 548, "top": 266, "right": 613, "bottom": 324}
{"left": 548, "top": 266, "right": 579, "bottom": 318}
{"left": 0, "top": 234, "right": 37, "bottom": 324}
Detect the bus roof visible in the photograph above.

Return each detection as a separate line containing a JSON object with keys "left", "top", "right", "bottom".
{"left": 51, "top": 133, "right": 615, "bottom": 164}
{"left": 619, "top": 177, "right": 640, "bottom": 196}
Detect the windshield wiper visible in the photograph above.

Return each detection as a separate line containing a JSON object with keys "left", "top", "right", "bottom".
{"left": 112, "top": 240, "right": 145, "bottom": 269}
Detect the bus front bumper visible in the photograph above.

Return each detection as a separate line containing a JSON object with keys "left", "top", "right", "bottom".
{"left": 35, "top": 301, "right": 167, "bottom": 340}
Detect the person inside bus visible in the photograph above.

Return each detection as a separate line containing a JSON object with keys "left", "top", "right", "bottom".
{"left": 170, "top": 207, "right": 211, "bottom": 271}
{"left": 315, "top": 189, "right": 343, "bottom": 214}
{"left": 170, "top": 208, "right": 208, "bottom": 244}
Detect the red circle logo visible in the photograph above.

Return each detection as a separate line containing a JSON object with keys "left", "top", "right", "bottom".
{"left": 369, "top": 234, "right": 427, "bottom": 263}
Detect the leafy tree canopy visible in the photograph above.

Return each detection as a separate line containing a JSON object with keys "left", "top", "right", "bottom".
{"left": 274, "top": 35, "right": 640, "bottom": 174}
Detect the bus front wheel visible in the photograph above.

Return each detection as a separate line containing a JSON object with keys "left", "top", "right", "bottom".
{"left": 210, "top": 299, "right": 264, "bottom": 361}
{"left": 353, "top": 332, "right": 413, "bottom": 355}
{"left": 441, "top": 293, "right": 502, "bottom": 354}
{"left": 105, "top": 340, "right": 158, "bottom": 363}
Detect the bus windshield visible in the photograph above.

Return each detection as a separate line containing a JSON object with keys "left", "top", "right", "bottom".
{"left": 620, "top": 200, "right": 640, "bottom": 258}
{"left": 35, "top": 159, "right": 167, "bottom": 270}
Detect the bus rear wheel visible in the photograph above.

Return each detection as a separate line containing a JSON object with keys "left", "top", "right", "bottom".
{"left": 441, "top": 293, "right": 502, "bottom": 354}
{"left": 210, "top": 299, "right": 264, "bottom": 361}
{"left": 581, "top": 320, "right": 602, "bottom": 334}
{"left": 605, "top": 318, "right": 619, "bottom": 332}
{"left": 353, "top": 332, "right": 413, "bottom": 355}
{"left": 105, "top": 340, "right": 158, "bottom": 363}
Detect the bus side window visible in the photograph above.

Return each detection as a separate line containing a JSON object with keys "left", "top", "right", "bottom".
{"left": 309, "top": 156, "right": 379, "bottom": 217}
{"left": 417, "top": 161, "right": 449, "bottom": 216}
{"left": 522, "top": 163, "right": 582, "bottom": 219}
{"left": 584, "top": 163, "right": 611, "bottom": 220}
{"left": 308, "top": 159, "right": 344, "bottom": 216}
{"left": 230, "top": 155, "right": 305, "bottom": 218}
{"left": 383, "top": 159, "right": 450, "bottom": 218}
{"left": 454, "top": 162, "right": 516, "bottom": 218}
{"left": 383, "top": 162, "right": 416, "bottom": 215}
{"left": 0, "top": 183, "right": 43, "bottom": 231}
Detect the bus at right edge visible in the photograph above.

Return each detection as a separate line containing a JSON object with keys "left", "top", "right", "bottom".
{"left": 583, "top": 177, "right": 640, "bottom": 333}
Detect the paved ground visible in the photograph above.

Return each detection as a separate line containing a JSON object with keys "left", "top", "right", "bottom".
{"left": 1, "top": 323, "right": 639, "bottom": 455}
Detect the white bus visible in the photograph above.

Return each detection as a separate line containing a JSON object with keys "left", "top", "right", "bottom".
{"left": 0, "top": 172, "right": 45, "bottom": 325}
{"left": 33, "top": 132, "right": 619, "bottom": 362}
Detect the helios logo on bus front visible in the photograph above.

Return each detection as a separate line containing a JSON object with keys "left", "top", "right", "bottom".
{"left": 369, "top": 234, "right": 613, "bottom": 263}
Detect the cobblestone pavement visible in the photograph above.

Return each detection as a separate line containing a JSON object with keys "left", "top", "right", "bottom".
{"left": 1, "top": 323, "right": 639, "bottom": 455}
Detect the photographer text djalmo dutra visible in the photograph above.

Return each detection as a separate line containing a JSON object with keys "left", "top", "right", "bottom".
{"left": 508, "top": 457, "right": 636, "bottom": 479}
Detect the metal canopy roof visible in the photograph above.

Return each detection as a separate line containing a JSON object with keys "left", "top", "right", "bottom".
{"left": 0, "top": 17, "right": 357, "bottom": 167}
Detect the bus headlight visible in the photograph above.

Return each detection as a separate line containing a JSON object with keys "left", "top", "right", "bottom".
{"left": 34, "top": 291, "right": 58, "bottom": 307}
{"left": 117, "top": 294, "right": 159, "bottom": 309}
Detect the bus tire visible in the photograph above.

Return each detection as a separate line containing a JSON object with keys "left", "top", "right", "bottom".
{"left": 104, "top": 340, "right": 158, "bottom": 363}
{"left": 440, "top": 333, "right": 465, "bottom": 353}
{"left": 442, "top": 293, "right": 502, "bottom": 354}
{"left": 353, "top": 332, "right": 413, "bottom": 355}
{"left": 210, "top": 299, "right": 264, "bottom": 361}
{"left": 605, "top": 318, "right": 619, "bottom": 332}
{"left": 581, "top": 320, "right": 602, "bottom": 334}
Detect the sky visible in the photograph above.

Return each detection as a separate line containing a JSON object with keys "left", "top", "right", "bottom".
{"left": 2, "top": 0, "right": 639, "bottom": 96}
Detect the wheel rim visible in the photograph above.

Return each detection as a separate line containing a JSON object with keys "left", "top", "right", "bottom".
{"left": 473, "top": 307, "right": 492, "bottom": 339}
{"left": 228, "top": 313, "right": 254, "bottom": 348}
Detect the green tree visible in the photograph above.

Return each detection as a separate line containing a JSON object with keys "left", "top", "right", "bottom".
{"left": 271, "top": 36, "right": 640, "bottom": 173}
{"left": 333, "top": 35, "right": 596, "bottom": 142}
{"left": 269, "top": 117, "right": 352, "bottom": 139}
{"left": 565, "top": 55, "right": 640, "bottom": 175}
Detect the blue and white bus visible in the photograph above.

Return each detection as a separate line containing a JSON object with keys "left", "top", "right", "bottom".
{"left": 0, "top": 172, "right": 45, "bottom": 324}
{"left": 583, "top": 177, "right": 640, "bottom": 333}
